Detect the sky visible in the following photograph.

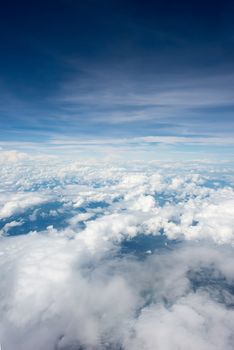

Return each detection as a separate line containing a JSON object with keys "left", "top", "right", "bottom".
{"left": 0, "top": 0, "right": 234, "bottom": 160}
{"left": 0, "top": 3, "right": 234, "bottom": 348}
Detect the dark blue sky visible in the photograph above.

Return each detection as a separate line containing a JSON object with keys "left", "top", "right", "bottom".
{"left": 0, "top": 0, "right": 233, "bottom": 159}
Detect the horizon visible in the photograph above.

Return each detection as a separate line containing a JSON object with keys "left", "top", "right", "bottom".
{"left": 0, "top": 2, "right": 234, "bottom": 350}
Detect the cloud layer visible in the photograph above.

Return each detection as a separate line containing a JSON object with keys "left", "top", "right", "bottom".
{"left": 0, "top": 157, "right": 234, "bottom": 349}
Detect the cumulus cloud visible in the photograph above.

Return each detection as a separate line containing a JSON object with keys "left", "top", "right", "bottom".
{"left": 0, "top": 220, "right": 23, "bottom": 235}
{"left": 0, "top": 158, "right": 234, "bottom": 349}
{"left": 0, "top": 192, "right": 51, "bottom": 219}
{"left": 0, "top": 233, "right": 234, "bottom": 350}
{"left": 0, "top": 150, "right": 30, "bottom": 163}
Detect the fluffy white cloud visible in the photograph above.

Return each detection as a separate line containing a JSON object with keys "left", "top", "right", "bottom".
{"left": 0, "top": 158, "right": 234, "bottom": 349}
{"left": 0, "top": 220, "right": 23, "bottom": 235}
{"left": 0, "top": 150, "right": 30, "bottom": 163}
{"left": 0, "top": 192, "right": 50, "bottom": 219}
{"left": 0, "top": 233, "right": 234, "bottom": 350}
{"left": 126, "top": 293, "right": 234, "bottom": 350}
{"left": 161, "top": 188, "right": 234, "bottom": 243}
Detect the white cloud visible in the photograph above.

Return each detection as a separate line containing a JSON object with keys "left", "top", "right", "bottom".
{"left": 0, "top": 150, "right": 30, "bottom": 163}
{"left": 0, "top": 159, "right": 234, "bottom": 349}
{"left": 0, "top": 220, "right": 23, "bottom": 235}
{"left": 68, "top": 212, "right": 94, "bottom": 226}
{"left": 0, "top": 192, "right": 50, "bottom": 219}
{"left": 0, "top": 232, "right": 234, "bottom": 350}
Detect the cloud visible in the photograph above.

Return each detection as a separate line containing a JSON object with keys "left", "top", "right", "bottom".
{"left": 0, "top": 159, "right": 234, "bottom": 349}
{"left": 0, "top": 220, "right": 23, "bottom": 235}
{"left": 50, "top": 135, "right": 234, "bottom": 147}
{"left": 0, "top": 150, "right": 31, "bottom": 163}
{"left": 0, "top": 192, "right": 51, "bottom": 219}
{"left": 0, "top": 232, "right": 234, "bottom": 350}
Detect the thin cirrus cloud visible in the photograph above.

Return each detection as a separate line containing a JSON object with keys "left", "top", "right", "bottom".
{"left": 1, "top": 67, "right": 232, "bottom": 158}
{"left": 54, "top": 69, "right": 234, "bottom": 132}
{"left": 0, "top": 0, "right": 233, "bottom": 159}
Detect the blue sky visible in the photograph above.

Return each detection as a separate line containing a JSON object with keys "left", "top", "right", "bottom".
{"left": 0, "top": 0, "right": 233, "bottom": 160}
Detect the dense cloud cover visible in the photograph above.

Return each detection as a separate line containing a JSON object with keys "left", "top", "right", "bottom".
{"left": 0, "top": 155, "right": 234, "bottom": 349}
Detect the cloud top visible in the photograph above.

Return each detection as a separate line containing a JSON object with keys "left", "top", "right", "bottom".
{"left": 0, "top": 159, "right": 234, "bottom": 349}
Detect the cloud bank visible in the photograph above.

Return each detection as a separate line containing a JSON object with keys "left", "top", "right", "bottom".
{"left": 0, "top": 157, "right": 234, "bottom": 349}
